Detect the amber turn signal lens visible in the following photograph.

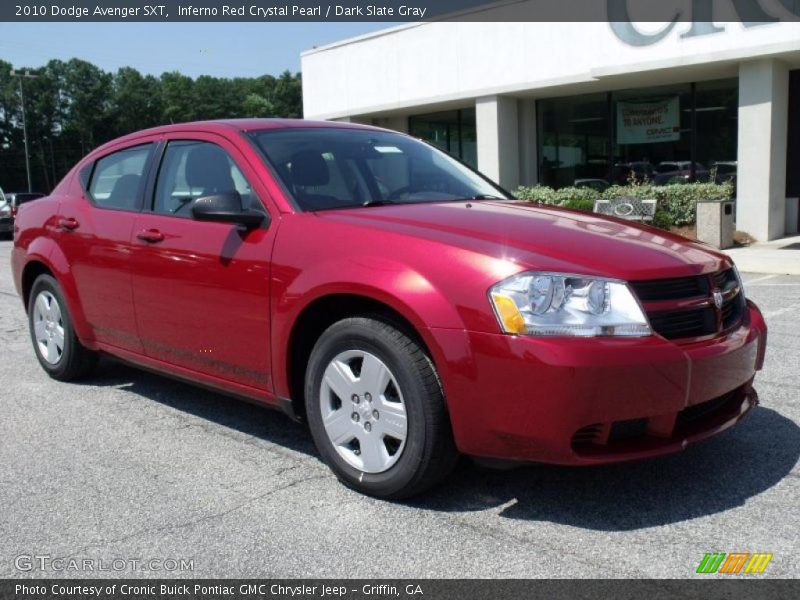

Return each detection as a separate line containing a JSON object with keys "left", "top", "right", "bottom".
{"left": 490, "top": 293, "right": 527, "bottom": 335}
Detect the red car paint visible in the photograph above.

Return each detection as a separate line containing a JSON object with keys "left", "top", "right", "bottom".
{"left": 11, "top": 119, "right": 767, "bottom": 465}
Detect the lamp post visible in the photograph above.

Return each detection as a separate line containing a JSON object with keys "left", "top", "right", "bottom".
{"left": 10, "top": 69, "right": 37, "bottom": 193}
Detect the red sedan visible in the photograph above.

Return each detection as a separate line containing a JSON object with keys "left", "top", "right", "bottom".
{"left": 10, "top": 119, "right": 767, "bottom": 498}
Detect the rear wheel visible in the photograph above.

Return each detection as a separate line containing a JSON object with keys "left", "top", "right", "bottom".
{"left": 305, "top": 317, "right": 458, "bottom": 499}
{"left": 28, "top": 274, "right": 97, "bottom": 381}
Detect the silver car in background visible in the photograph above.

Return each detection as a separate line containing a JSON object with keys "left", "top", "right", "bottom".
{"left": 0, "top": 187, "right": 12, "bottom": 237}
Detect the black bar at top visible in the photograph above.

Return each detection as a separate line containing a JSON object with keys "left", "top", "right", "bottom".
{"left": 3, "top": 0, "right": 800, "bottom": 23}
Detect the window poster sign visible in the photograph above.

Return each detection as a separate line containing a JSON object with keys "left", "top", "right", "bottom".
{"left": 617, "top": 96, "right": 680, "bottom": 144}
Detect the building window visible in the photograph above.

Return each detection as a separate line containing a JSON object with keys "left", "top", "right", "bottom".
{"left": 613, "top": 83, "right": 693, "bottom": 185}
{"left": 537, "top": 79, "right": 738, "bottom": 189}
{"left": 695, "top": 79, "right": 739, "bottom": 186}
{"left": 538, "top": 92, "right": 610, "bottom": 188}
{"left": 409, "top": 108, "right": 477, "bottom": 168}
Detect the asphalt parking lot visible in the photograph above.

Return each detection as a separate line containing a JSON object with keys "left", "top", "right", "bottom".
{"left": 0, "top": 238, "right": 798, "bottom": 579}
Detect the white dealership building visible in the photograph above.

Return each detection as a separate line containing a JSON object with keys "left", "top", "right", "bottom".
{"left": 301, "top": 4, "right": 800, "bottom": 241}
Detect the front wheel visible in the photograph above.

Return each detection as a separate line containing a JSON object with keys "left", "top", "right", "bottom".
{"left": 28, "top": 274, "right": 97, "bottom": 381}
{"left": 305, "top": 317, "right": 458, "bottom": 499}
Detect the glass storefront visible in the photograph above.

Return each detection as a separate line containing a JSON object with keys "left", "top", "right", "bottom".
{"left": 789, "top": 69, "right": 800, "bottom": 233}
{"left": 787, "top": 69, "right": 800, "bottom": 200}
{"left": 537, "top": 78, "right": 739, "bottom": 189}
{"left": 409, "top": 108, "right": 477, "bottom": 168}
{"left": 538, "top": 92, "right": 611, "bottom": 188}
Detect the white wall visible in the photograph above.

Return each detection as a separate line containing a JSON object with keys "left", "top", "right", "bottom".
{"left": 302, "top": 20, "right": 800, "bottom": 119}
{"left": 302, "top": 12, "right": 800, "bottom": 240}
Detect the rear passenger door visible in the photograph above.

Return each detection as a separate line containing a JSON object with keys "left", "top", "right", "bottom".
{"left": 56, "top": 141, "right": 157, "bottom": 352}
{"left": 129, "top": 134, "right": 275, "bottom": 392}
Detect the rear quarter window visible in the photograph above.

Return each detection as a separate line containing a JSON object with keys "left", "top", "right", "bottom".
{"left": 88, "top": 144, "right": 153, "bottom": 211}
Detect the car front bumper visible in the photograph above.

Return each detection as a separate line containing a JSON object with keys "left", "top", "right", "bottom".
{"left": 0, "top": 217, "right": 13, "bottom": 233}
{"left": 429, "top": 300, "right": 767, "bottom": 465}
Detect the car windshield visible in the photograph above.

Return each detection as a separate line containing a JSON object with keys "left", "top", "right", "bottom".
{"left": 249, "top": 128, "right": 509, "bottom": 211}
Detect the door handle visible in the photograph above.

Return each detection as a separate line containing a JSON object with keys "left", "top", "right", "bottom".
{"left": 58, "top": 217, "right": 79, "bottom": 231}
{"left": 136, "top": 229, "right": 165, "bottom": 243}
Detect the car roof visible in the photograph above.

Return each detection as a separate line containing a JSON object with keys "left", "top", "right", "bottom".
{"left": 99, "top": 118, "right": 386, "bottom": 150}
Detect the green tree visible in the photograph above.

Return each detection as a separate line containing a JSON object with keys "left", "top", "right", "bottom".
{"left": 192, "top": 75, "right": 240, "bottom": 119}
{"left": 160, "top": 71, "right": 195, "bottom": 124}
{"left": 242, "top": 93, "right": 274, "bottom": 117}
{"left": 271, "top": 71, "right": 303, "bottom": 118}
{"left": 0, "top": 59, "right": 303, "bottom": 192}
{"left": 61, "top": 59, "right": 113, "bottom": 153}
{"left": 111, "top": 67, "right": 164, "bottom": 135}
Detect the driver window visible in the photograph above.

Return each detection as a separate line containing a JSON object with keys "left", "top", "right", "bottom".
{"left": 153, "top": 141, "right": 264, "bottom": 217}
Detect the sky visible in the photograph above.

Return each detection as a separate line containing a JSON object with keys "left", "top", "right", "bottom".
{"left": 0, "top": 22, "right": 397, "bottom": 77}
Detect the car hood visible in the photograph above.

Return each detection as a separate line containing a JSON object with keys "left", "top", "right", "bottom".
{"left": 317, "top": 200, "right": 729, "bottom": 281}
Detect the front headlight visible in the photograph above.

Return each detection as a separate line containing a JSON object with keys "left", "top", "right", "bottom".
{"left": 489, "top": 272, "right": 651, "bottom": 337}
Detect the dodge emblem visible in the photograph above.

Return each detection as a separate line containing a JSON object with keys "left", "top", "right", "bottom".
{"left": 713, "top": 289, "right": 724, "bottom": 309}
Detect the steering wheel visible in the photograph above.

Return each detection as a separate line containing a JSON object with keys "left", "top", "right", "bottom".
{"left": 387, "top": 186, "right": 417, "bottom": 201}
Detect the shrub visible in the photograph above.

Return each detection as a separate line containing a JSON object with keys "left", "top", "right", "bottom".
{"left": 514, "top": 181, "right": 733, "bottom": 230}
{"left": 514, "top": 185, "right": 559, "bottom": 204}
{"left": 515, "top": 185, "right": 600, "bottom": 205}
{"left": 560, "top": 197, "right": 596, "bottom": 212}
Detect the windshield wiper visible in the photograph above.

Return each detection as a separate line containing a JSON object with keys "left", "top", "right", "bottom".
{"left": 361, "top": 200, "right": 397, "bottom": 207}
{"left": 463, "top": 194, "right": 506, "bottom": 201}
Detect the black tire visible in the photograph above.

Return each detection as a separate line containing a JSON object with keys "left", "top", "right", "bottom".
{"left": 305, "top": 316, "right": 458, "bottom": 499}
{"left": 28, "top": 274, "right": 98, "bottom": 381}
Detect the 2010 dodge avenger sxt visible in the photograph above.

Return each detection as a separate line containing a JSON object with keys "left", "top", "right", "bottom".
{"left": 11, "top": 119, "right": 767, "bottom": 498}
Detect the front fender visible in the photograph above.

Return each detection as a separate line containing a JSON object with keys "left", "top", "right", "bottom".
{"left": 270, "top": 255, "right": 466, "bottom": 399}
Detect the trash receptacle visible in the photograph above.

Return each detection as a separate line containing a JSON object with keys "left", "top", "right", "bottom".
{"left": 696, "top": 199, "right": 735, "bottom": 249}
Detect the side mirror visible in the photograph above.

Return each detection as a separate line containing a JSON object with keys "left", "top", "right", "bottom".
{"left": 191, "top": 192, "right": 265, "bottom": 228}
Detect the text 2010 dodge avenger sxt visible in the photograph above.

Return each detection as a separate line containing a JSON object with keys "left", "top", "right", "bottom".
{"left": 11, "top": 120, "right": 767, "bottom": 498}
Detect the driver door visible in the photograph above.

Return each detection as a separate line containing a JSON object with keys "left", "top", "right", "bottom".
{"left": 129, "top": 134, "right": 275, "bottom": 392}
